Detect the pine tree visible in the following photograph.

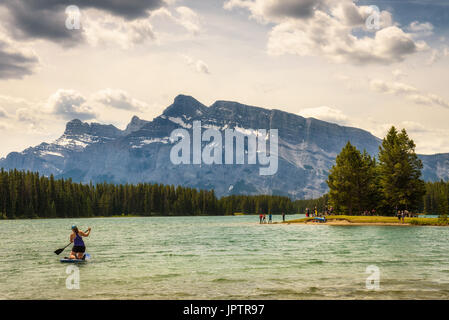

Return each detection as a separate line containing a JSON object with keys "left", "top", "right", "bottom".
{"left": 327, "top": 142, "right": 379, "bottom": 215}
{"left": 378, "top": 127, "right": 426, "bottom": 213}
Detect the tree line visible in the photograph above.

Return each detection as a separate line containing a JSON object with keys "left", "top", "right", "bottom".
{"left": 293, "top": 194, "right": 329, "bottom": 214}
{"left": 423, "top": 181, "right": 449, "bottom": 215}
{"left": 0, "top": 168, "right": 295, "bottom": 219}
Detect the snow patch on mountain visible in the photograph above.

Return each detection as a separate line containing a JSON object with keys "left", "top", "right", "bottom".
{"left": 168, "top": 116, "right": 192, "bottom": 129}
{"left": 131, "top": 137, "right": 170, "bottom": 148}
{"left": 40, "top": 151, "right": 64, "bottom": 157}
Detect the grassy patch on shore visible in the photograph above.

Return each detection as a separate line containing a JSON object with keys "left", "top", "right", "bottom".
{"left": 285, "top": 215, "right": 448, "bottom": 226}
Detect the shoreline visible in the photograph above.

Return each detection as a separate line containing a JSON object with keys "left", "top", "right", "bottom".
{"left": 281, "top": 220, "right": 413, "bottom": 226}
{"left": 0, "top": 213, "right": 278, "bottom": 221}
{"left": 278, "top": 215, "right": 448, "bottom": 227}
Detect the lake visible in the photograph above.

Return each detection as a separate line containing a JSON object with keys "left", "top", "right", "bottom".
{"left": 1, "top": 215, "right": 449, "bottom": 299}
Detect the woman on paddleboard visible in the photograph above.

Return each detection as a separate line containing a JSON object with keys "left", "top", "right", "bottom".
{"left": 69, "top": 225, "right": 91, "bottom": 259}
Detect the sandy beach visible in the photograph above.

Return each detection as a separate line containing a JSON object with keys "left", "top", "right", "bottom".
{"left": 276, "top": 215, "right": 447, "bottom": 227}
{"left": 284, "top": 220, "right": 413, "bottom": 226}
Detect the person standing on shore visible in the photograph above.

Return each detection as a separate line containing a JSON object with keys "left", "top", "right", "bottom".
{"left": 401, "top": 211, "right": 405, "bottom": 223}
{"left": 263, "top": 214, "right": 266, "bottom": 224}
{"left": 259, "top": 213, "right": 263, "bottom": 224}
{"left": 282, "top": 212, "right": 285, "bottom": 222}
{"left": 268, "top": 213, "right": 272, "bottom": 224}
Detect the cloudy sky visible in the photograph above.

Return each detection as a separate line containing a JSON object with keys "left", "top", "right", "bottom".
{"left": 0, "top": 0, "right": 449, "bottom": 156}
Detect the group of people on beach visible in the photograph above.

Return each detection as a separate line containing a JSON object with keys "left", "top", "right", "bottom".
{"left": 259, "top": 212, "right": 286, "bottom": 224}
{"left": 396, "top": 210, "right": 416, "bottom": 222}
{"left": 362, "top": 209, "right": 377, "bottom": 216}
{"left": 305, "top": 207, "right": 316, "bottom": 217}
{"left": 305, "top": 206, "right": 334, "bottom": 217}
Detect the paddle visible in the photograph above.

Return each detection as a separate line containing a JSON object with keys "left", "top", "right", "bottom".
{"left": 54, "top": 229, "right": 88, "bottom": 255}
{"left": 54, "top": 243, "right": 71, "bottom": 255}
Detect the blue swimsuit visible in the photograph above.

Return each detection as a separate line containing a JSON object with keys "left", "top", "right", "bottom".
{"left": 74, "top": 233, "right": 85, "bottom": 247}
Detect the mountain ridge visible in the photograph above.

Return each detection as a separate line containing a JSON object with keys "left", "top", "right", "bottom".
{"left": 1, "top": 94, "right": 448, "bottom": 199}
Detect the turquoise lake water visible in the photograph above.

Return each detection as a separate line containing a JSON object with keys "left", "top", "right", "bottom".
{"left": 1, "top": 215, "right": 449, "bottom": 299}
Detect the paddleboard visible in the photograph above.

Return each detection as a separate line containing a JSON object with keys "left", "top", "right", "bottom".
{"left": 60, "top": 253, "right": 91, "bottom": 263}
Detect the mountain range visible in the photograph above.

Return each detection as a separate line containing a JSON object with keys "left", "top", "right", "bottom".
{"left": 1, "top": 94, "right": 448, "bottom": 199}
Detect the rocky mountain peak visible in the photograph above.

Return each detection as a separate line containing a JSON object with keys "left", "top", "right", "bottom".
{"left": 64, "top": 119, "right": 122, "bottom": 138}
{"left": 64, "top": 119, "right": 89, "bottom": 135}
{"left": 124, "top": 115, "right": 150, "bottom": 134}
{"left": 212, "top": 100, "right": 272, "bottom": 114}
{"left": 162, "top": 94, "right": 207, "bottom": 118}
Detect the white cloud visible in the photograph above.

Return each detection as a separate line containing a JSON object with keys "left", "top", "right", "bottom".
{"left": 426, "top": 47, "right": 449, "bottom": 65}
{"left": 14, "top": 107, "right": 47, "bottom": 133}
{"left": 370, "top": 120, "right": 449, "bottom": 155}
{"left": 75, "top": 6, "right": 201, "bottom": 49}
{"left": 370, "top": 79, "right": 449, "bottom": 109}
{"left": 47, "top": 89, "right": 96, "bottom": 120}
{"left": 331, "top": 2, "right": 393, "bottom": 29}
{"left": 16, "top": 107, "right": 37, "bottom": 123}
{"left": 267, "top": 19, "right": 426, "bottom": 65}
{"left": 408, "top": 21, "right": 434, "bottom": 37}
{"left": 392, "top": 69, "right": 407, "bottom": 80}
{"left": 174, "top": 6, "right": 202, "bottom": 35}
{"left": 182, "top": 55, "right": 210, "bottom": 74}
{"left": 0, "top": 88, "right": 154, "bottom": 148}
{"left": 82, "top": 11, "right": 156, "bottom": 49}
{"left": 0, "top": 30, "right": 39, "bottom": 79}
{"left": 0, "top": 94, "right": 34, "bottom": 122}
{"left": 4, "top": 89, "right": 150, "bottom": 128}
{"left": 152, "top": 6, "right": 202, "bottom": 35}
{"left": 93, "top": 89, "right": 149, "bottom": 111}
{"left": 195, "top": 60, "right": 210, "bottom": 74}
{"left": 224, "top": 0, "right": 328, "bottom": 22}
{"left": 225, "top": 0, "right": 427, "bottom": 65}
{"left": 297, "top": 106, "right": 449, "bottom": 154}
{"left": 298, "top": 106, "right": 350, "bottom": 125}
{"left": 0, "top": 94, "right": 31, "bottom": 106}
